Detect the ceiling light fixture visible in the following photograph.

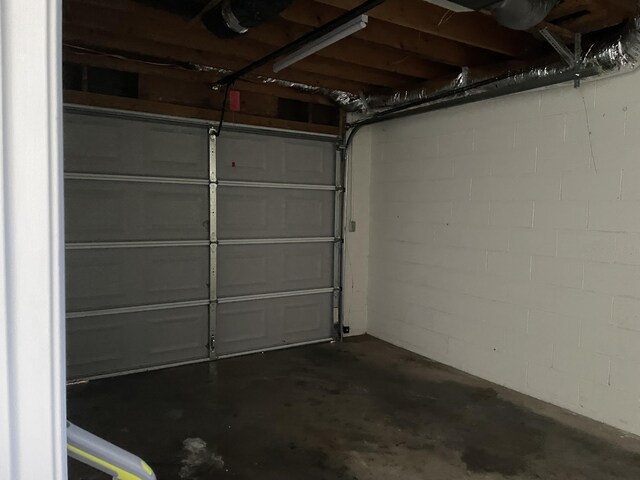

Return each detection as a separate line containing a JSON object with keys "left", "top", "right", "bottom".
{"left": 272, "top": 15, "right": 369, "bottom": 73}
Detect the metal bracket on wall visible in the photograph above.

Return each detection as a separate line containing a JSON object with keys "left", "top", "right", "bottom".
{"left": 574, "top": 33, "right": 582, "bottom": 88}
{"left": 539, "top": 28, "right": 584, "bottom": 88}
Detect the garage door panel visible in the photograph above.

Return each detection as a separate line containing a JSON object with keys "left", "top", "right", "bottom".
{"left": 64, "top": 110, "right": 212, "bottom": 379}
{"left": 217, "top": 305, "right": 269, "bottom": 345}
{"left": 215, "top": 294, "right": 332, "bottom": 356}
{"left": 65, "top": 254, "right": 125, "bottom": 309}
{"left": 64, "top": 113, "right": 208, "bottom": 178}
{"left": 218, "top": 253, "right": 269, "bottom": 295}
{"left": 282, "top": 294, "right": 333, "bottom": 343}
{"left": 66, "top": 306, "right": 208, "bottom": 378}
{"left": 218, "top": 243, "right": 333, "bottom": 297}
{"left": 218, "top": 191, "right": 269, "bottom": 233}
{"left": 65, "top": 110, "right": 338, "bottom": 375}
{"left": 64, "top": 115, "right": 126, "bottom": 170}
{"left": 65, "top": 181, "right": 127, "bottom": 238}
{"left": 282, "top": 140, "right": 334, "bottom": 182}
{"left": 284, "top": 196, "right": 326, "bottom": 229}
{"left": 217, "top": 187, "right": 334, "bottom": 239}
{"left": 217, "top": 131, "right": 335, "bottom": 185}
{"left": 66, "top": 247, "right": 209, "bottom": 312}
{"left": 65, "top": 180, "right": 209, "bottom": 242}
{"left": 144, "top": 307, "right": 209, "bottom": 358}
{"left": 142, "top": 124, "right": 208, "bottom": 177}
{"left": 66, "top": 317, "right": 126, "bottom": 377}
{"left": 144, "top": 189, "right": 209, "bottom": 238}
{"left": 144, "top": 254, "right": 208, "bottom": 295}
{"left": 217, "top": 132, "right": 270, "bottom": 180}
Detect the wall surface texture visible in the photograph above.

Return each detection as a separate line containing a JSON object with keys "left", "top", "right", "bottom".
{"left": 355, "top": 68, "right": 640, "bottom": 435}
{"left": 343, "top": 128, "right": 373, "bottom": 336}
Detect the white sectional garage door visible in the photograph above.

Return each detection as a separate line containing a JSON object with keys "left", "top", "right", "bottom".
{"left": 64, "top": 110, "right": 211, "bottom": 379}
{"left": 214, "top": 129, "right": 340, "bottom": 356}
{"left": 64, "top": 108, "right": 340, "bottom": 378}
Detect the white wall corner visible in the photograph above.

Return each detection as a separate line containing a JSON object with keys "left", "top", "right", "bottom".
{"left": 359, "top": 67, "right": 640, "bottom": 436}
{"left": 343, "top": 126, "right": 374, "bottom": 336}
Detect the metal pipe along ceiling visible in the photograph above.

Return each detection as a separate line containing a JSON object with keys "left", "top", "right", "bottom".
{"left": 344, "top": 13, "right": 640, "bottom": 126}
{"left": 201, "top": 0, "right": 294, "bottom": 38}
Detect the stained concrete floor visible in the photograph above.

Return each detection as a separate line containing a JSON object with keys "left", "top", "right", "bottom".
{"left": 68, "top": 336, "right": 640, "bottom": 480}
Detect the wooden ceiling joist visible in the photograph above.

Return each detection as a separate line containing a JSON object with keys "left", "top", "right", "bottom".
{"left": 312, "top": 0, "right": 544, "bottom": 56}
{"left": 61, "top": 0, "right": 637, "bottom": 134}
{"left": 281, "top": 0, "right": 504, "bottom": 67}
{"left": 546, "top": 0, "right": 635, "bottom": 32}
{"left": 247, "top": 17, "right": 455, "bottom": 79}
{"left": 547, "top": 0, "right": 592, "bottom": 22}
{"left": 64, "top": 0, "right": 415, "bottom": 89}
{"left": 595, "top": 0, "right": 638, "bottom": 17}
{"left": 63, "top": 47, "right": 338, "bottom": 106}
{"left": 63, "top": 26, "right": 373, "bottom": 94}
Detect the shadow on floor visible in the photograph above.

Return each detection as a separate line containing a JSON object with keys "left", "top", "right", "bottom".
{"left": 67, "top": 336, "right": 640, "bottom": 479}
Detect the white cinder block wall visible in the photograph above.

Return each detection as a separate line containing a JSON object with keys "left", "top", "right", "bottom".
{"left": 343, "top": 128, "right": 373, "bottom": 336}
{"left": 351, "top": 68, "right": 640, "bottom": 435}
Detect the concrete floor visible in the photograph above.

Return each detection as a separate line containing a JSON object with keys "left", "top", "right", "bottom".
{"left": 68, "top": 336, "right": 640, "bottom": 480}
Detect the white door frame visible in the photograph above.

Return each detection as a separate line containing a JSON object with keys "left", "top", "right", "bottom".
{"left": 0, "top": 0, "right": 67, "bottom": 478}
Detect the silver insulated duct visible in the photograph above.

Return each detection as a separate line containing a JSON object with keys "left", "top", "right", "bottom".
{"left": 201, "top": 0, "right": 294, "bottom": 38}
{"left": 488, "top": 0, "right": 560, "bottom": 30}
{"left": 423, "top": 0, "right": 560, "bottom": 30}
{"left": 344, "top": 14, "right": 640, "bottom": 120}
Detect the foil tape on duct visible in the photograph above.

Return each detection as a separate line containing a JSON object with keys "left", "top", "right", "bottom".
{"left": 586, "top": 16, "right": 640, "bottom": 72}
{"left": 200, "top": 64, "right": 367, "bottom": 110}
{"left": 347, "top": 14, "right": 640, "bottom": 115}
{"left": 257, "top": 76, "right": 366, "bottom": 109}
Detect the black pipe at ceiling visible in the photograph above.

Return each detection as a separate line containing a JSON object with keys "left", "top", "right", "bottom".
{"left": 488, "top": 0, "right": 560, "bottom": 31}
{"left": 202, "top": 0, "right": 294, "bottom": 38}
{"left": 441, "top": 0, "right": 560, "bottom": 30}
{"left": 213, "top": 0, "right": 386, "bottom": 86}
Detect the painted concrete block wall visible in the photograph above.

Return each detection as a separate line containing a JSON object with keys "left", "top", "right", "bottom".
{"left": 361, "top": 69, "right": 640, "bottom": 435}
{"left": 343, "top": 127, "right": 373, "bottom": 336}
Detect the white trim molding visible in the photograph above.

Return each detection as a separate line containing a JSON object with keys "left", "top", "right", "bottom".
{"left": 0, "top": 0, "right": 67, "bottom": 479}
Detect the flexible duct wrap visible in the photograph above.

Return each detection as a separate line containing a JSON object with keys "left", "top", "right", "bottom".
{"left": 340, "top": 14, "right": 640, "bottom": 114}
